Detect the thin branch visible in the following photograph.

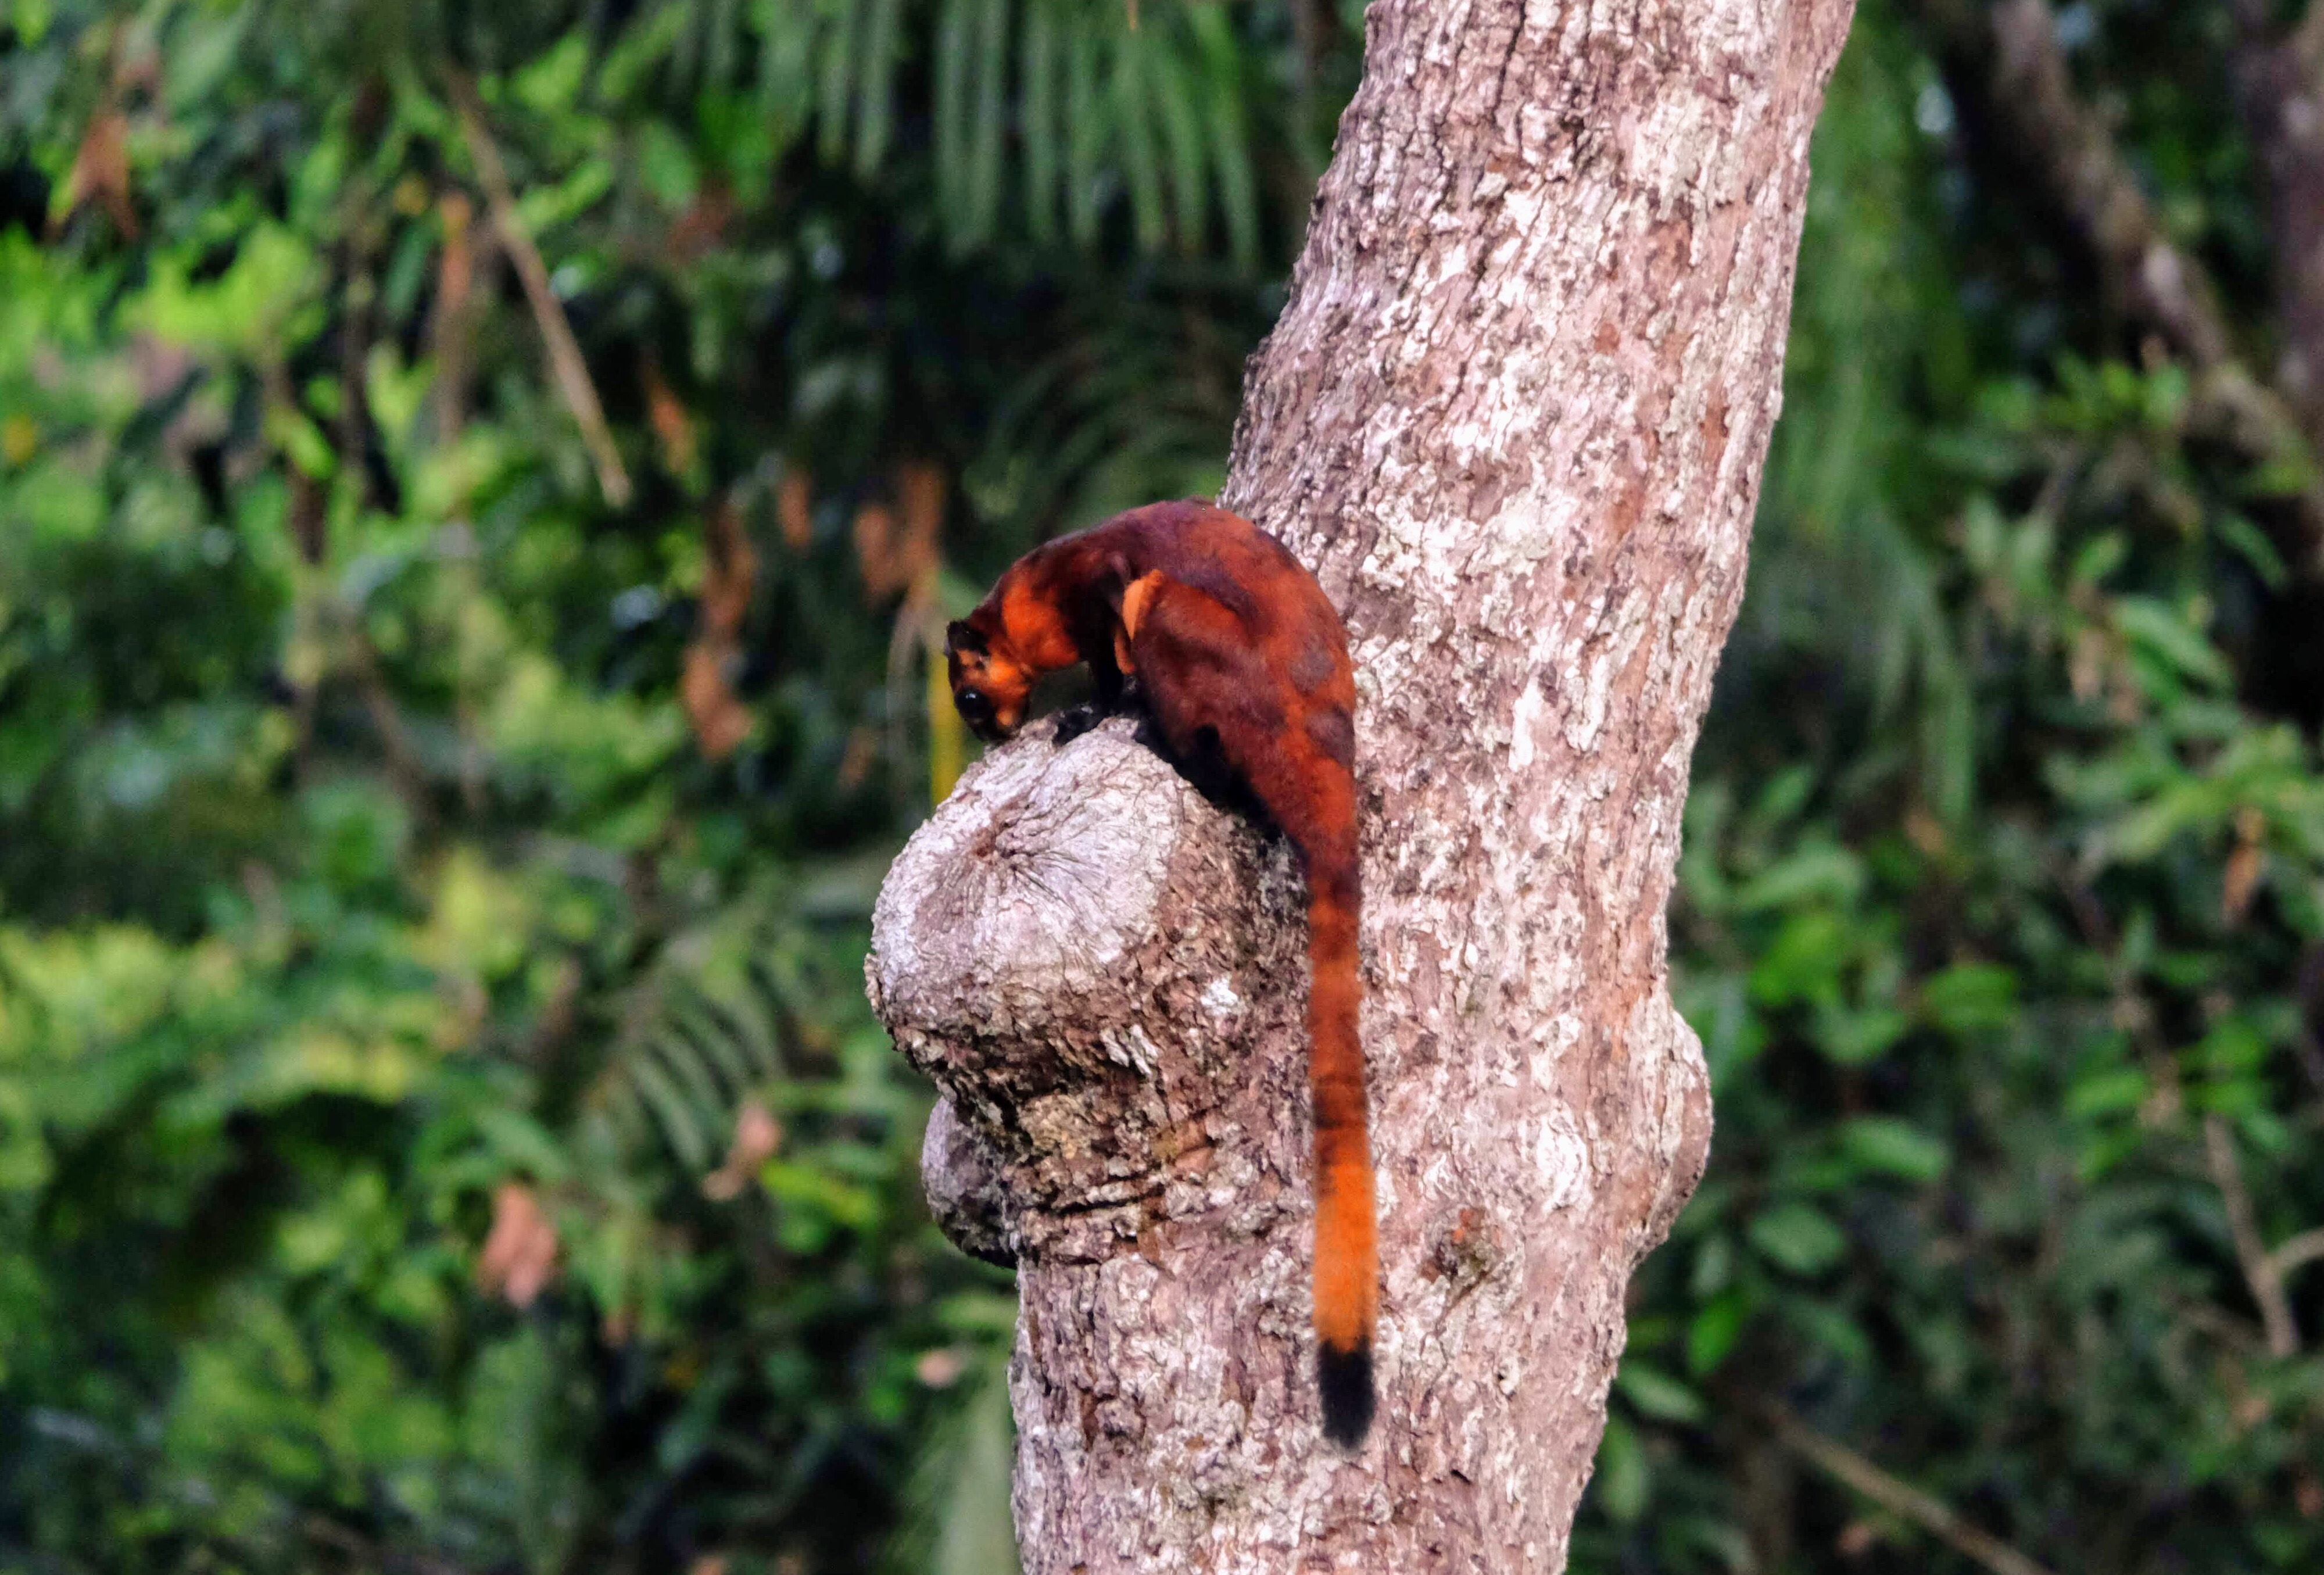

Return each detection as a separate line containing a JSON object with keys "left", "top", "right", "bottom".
{"left": 2270, "top": 1227, "right": 2324, "bottom": 1280}
{"left": 2204, "top": 1112, "right": 2301, "bottom": 1358}
{"left": 1980, "top": 0, "right": 2228, "bottom": 361}
{"left": 429, "top": 189, "right": 495, "bottom": 445}
{"left": 1768, "top": 1407, "right": 2059, "bottom": 1575}
{"left": 345, "top": 621, "right": 437, "bottom": 831}
{"left": 447, "top": 71, "right": 633, "bottom": 510}
{"left": 303, "top": 1512, "right": 472, "bottom": 1575}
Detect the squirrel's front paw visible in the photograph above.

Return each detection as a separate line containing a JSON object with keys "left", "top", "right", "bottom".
{"left": 1051, "top": 703, "right": 1102, "bottom": 746}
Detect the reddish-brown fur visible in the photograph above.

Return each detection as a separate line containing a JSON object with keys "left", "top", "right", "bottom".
{"left": 946, "top": 501, "right": 1377, "bottom": 1447}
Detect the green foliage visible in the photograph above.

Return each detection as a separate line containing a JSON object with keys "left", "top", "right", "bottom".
{"left": 1580, "top": 4, "right": 2324, "bottom": 1572}
{"left": 0, "top": 0, "right": 1352, "bottom": 1569}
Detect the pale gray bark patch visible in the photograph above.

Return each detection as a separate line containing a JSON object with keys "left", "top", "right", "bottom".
{"left": 868, "top": 0, "right": 1857, "bottom": 1568}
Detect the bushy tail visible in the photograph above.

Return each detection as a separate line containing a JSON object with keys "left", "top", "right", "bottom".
{"left": 1306, "top": 863, "right": 1375, "bottom": 1447}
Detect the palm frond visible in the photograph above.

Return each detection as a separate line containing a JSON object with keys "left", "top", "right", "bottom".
{"left": 751, "top": 0, "right": 1284, "bottom": 263}
{"left": 590, "top": 879, "right": 828, "bottom": 1176}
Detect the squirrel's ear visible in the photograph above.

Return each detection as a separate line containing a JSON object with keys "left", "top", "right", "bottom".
{"left": 945, "top": 620, "right": 986, "bottom": 657}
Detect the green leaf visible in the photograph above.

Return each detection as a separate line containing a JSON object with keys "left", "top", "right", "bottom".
{"left": 2112, "top": 595, "right": 2231, "bottom": 691}
{"left": 1918, "top": 961, "right": 2017, "bottom": 1033}
{"left": 1750, "top": 910, "right": 1851, "bottom": 1007}
{"left": 1814, "top": 1001, "right": 1911, "bottom": 1065}
{"left": 2065, "top": 1066, "right": 2149, "bottom": 1120}
{"left": 1592, "top": 1415, "right": 1650, "bottom": 1524}
{"left": 1838, "top": 1116, "right": 1949, "bottom": 1182}
{"left": 1731, "top": 843, "right": 1865, "bottom": 912}
{"left": 1686, "top": 1291, "right": 1749, "bottom": 1376}
{"left": 2214, "top": 512, "right": 2287, "bottom": 590}
{"left": 1616, "top": 1361, "right": 1708, "bottom": 1424}
{"left": 1748, "top": 1204, "right": 1848, "bottom": 1275}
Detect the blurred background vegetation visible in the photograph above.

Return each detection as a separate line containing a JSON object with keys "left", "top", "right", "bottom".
{"left": 3, "top": 0, "right": 2322, "bottom": 1572}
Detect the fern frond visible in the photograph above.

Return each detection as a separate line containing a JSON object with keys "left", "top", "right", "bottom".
{"left": 1063, "top": 11, "right": 1107, "bottom": 247}
{"left": 1150, "top": 33, "right": 1208, "bottom": 253}
{"left": 1110, "top": 24, "right": 1167, "bottom": 251}
{"left": 588, "top": 882, "right": 839, "bottom": 1177}
{"left": 855, "top": 0, "right": 905, "bottom": 176}
{"left": 934, "top": 0, "right": 977, "bottom": 229}
{"left": 966, "top": 0, "right": 1012, "bottom": 249}
{"left": 818, "top": 0, "right": 862, "bottom": 166}
{"left": 1019, "top": 1, "right": 1061, "bottom": 245}
{"left": 1189, "top": 5, "right": 1261, "bottom": 269}
{"left": 756, "top": 0, "right": 817, "bottom": 149}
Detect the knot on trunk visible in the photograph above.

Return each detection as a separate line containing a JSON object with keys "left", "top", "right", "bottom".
{"left": 868, "top": 718, "right": 1312, "bottom": 1266}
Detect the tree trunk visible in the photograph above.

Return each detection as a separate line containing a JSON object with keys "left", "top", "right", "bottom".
{"left": 867, "top": 1, "right": 1856, "bottom": 1568}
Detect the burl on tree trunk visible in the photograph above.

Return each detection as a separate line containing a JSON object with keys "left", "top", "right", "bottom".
{"left": 867, "top": 0, "right": 1856, "bottom": 1567}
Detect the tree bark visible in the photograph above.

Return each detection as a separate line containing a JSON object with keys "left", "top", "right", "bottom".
{"left": 867, "top": 1, "right": 1855, "bottom": 1569}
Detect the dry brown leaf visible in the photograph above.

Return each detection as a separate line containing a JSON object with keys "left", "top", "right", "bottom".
{"left": 835, "top": 724, "right": 879, "bottom": 792}
{"left": 777, "top": 470, "right": 814, "bottom": 550}
{"left": 668, "top": 177, "right": 736, "bottom": 265}
{"left": 898, "top": 460, "right": 945, "bottom": 543}
{"left": 853, "top": 463, "right": 944, "bottom": 599}
{"left": 1903, "top": 807, "right": 1949, "bottom": 860}
{"left": 681, "top": 646, "right": 754, "bottom": 761}
{"left": 701, "top": 1100, "right": 784, "bottom": 1201}
{"left": 59, "top": 109, "right": 136, "bottom": 239}
{"left": 914, "top": 1347, "right": 966, "bottom": 1388}
{"left": 2223, "top": 804, "right": 2267, "bottom": 925}
{"left": 680, "top": 498, "right": 760, "bottom": 760}
{"left": 851, "top": 500, "right": 901, "bottom": 596}
{"left": 642, "top": 355, "right": 698, "bottom": 476}
{"left": 1836, "top": 1521, "right": 1881, "bottom": 1558}
{"left": 432, "top": 192, "right": 479, "bottom": 441}
{"left": 477, "top": 1180, "right": 560, "bottom": 1308}
{"left": 701, "top": 497, "right": 758, "bottom": 638}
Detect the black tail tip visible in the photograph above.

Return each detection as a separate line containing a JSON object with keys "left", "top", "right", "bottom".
{"left": 1318, "top": 1340, "right": 1374, "bottom": 1448}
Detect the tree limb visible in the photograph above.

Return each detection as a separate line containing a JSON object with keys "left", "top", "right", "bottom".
{"left": 2204, "top": 1112, "right": 2301, "bottom": 1356}
{"left": 1770, "top": 1408, "right": 2058, "bottom": 1575}
{"left": 448, "top": 72, "right": 633, "bottom": 510}
{"left": 2270, "top": 1226, "right": 2324, "bottom": 1280}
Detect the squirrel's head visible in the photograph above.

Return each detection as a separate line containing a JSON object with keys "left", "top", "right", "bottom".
{"left": 945, "top": 614, "right": 1032, "bottom": 742}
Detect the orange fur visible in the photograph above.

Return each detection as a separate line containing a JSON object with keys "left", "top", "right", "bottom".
{"left": 947, "top": 502, "right": 1377, "bottom": 1447}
